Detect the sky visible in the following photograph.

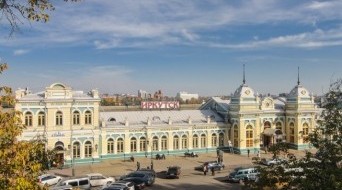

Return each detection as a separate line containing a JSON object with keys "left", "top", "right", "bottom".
{"left": 1, "top": 0, "right": 342, "bottom": 96}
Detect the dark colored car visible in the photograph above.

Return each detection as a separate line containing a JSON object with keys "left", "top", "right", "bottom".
{"left": 120, "top": 172, "right": 154, "bottom": 186}
{"left": 121, "top": 178, "right": 146, "bottom": 190}
{"left": 137, "top": 168, "right": 156, "bottom": 178}
{"left": 166, "top": 166, "right": 181, "bottom": 179}
{"left": 184, "top": 152, "right": 198, "bottom": 157}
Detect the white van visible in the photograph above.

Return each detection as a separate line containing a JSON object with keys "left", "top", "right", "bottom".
{"left": 227, "top": 167, "right": 258, "bottom": 183}
{"left": 51, "top": 176, "right": 91, "bottom": 190}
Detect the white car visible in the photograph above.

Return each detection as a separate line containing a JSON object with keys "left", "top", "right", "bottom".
{"left": 261, "top": 158, "right": 284, "bottom": 166}
{"left": 87, "top": 173, "right": 115, "bottom": 187}
{"left": 38, "top": 174, "right": 62, "bottom": 186}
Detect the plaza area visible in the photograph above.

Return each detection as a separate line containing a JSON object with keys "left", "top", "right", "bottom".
{"left": 48, "top": 149, "right": 308, "bottom": 190}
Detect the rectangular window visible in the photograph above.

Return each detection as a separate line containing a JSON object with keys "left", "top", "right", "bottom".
{"left": 161, "top": 139, "right": 167, "bottom": 150}
{"left": 140, "top": 139, "right": 146, "bottom": 152}
{"left": 117, "top": 141, "right": 124, "bottom": 153}
{"left": 107, "top": 142, "right": 114, "bottom": 154}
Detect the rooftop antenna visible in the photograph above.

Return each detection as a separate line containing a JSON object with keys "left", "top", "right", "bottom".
{"left": 243, "top": 64, "right": 246, "bottom": 85}
{"left": 297, "top": 66, "right": 300, "bottom": 85}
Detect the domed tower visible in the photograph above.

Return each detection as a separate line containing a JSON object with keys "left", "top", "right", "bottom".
{"left": 229, "top": 65, "right": 260, "bottom": 154}
{"left": 285, "top": 67, "right": 317, "bottom": 150}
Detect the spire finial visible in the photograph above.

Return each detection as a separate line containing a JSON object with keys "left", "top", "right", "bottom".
{"left": 243, "top": 64, "right": 246, "bottom": 84}
{"left": 297, "top": 66, "right": 300, "bottom": 85}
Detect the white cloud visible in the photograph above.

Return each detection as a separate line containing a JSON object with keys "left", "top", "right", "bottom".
{"left": 2, "top": 0, "right": 342, "bottom": 49}
{"left": 13, "top": 49, "right": 29, "bottom": 55}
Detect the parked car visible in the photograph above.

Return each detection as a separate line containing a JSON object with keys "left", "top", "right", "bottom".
{"left": 261, "top": 158, "right": 284, "bottom": 166}
{"left": 121, "top": 178, "right": 146, "bottom": 190}
{"left": 51, "top": 176, "right": 91, "bottom": 190}
{"left": 228, "top": 167, "right": 259, "bottom": 183}
{"left": 87, "top": 173, "right": 115, "bottom": 187}
{"left": 166, "top": 166, "right": 181, "bottom": 179}
{"left": 207, "top": 162, "right": 225, "bottom": 171}
{"left": 137, "top": 168, "right": 156, "bottom": 178}
{"left": 120, "top": 171, "right": 154, "bottom": 186}
{"left": 196, "top": 161, "right": 224, "bottom": 171}
{"left": 38, "top": 173, "right": 62, "bottom": 186}
{"left": 184, "top": 152, "right": 198, "bottom": 157}
{"left": 102, "top": 181, "right": 135, "bottom": 190}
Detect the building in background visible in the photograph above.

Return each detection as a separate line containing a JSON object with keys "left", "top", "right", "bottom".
{"left": 176, "top": 92, "right": 199, "bottom": 101}
{"left": 138, "top": 90, "right": 148, "bottom": 100}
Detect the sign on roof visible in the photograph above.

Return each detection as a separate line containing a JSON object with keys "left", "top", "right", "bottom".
{"left": 141, "top": 101, "right": 180, "bottom": 110}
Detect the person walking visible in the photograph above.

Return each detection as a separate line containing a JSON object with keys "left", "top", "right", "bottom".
{"left": 150, "top": 160, "right": 154, "bottom": 170}
{"left": 257, "top": 151, "right": 260, "bottom": 158}
{"left": 137, "top": 161, "right": 140, "bottom": 171}
{"left": 247, "top": 149, "right": 250, "bottom": 157}
{"left": 211, "top": 167, "right": 215, "bottom": 176}
{"left": 203, "top": 165, "right": 208, "bottom": 176}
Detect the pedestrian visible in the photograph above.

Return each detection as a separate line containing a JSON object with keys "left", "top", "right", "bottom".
{"left": 150, "top": 160, "right": 154, "bottom": 170}
{"left": 257, "top": 151, "right": 260, "bottom": 158}
{"left": 137, "top": 161, "right": 140, "bottom": 171}
{"left": 247, "top": 149, "right": 250, "bottom": 157}
{"left": 203, "top": 165, "right": 208, "bottom": 176}
{"left": 211, "top": 167, "right": 215, "bottom": 176}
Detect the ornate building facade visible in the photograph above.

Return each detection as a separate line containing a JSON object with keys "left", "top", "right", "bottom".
{"left": 15, "top": 79, "right": 318, "bottom": 165}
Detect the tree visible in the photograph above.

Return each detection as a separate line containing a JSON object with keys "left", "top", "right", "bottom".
{"left": 0, "top": 0, "right": 78, "bottom": 35}
{"left": 0, "top": 65, "right": 55, "bottom": 189}
{"left": 247, "top": 79, "right": 342, "bottom": 189}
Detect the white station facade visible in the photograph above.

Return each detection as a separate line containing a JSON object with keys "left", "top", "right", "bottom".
{"left": 15, "top": 80, "right": 318, "bottom": 165}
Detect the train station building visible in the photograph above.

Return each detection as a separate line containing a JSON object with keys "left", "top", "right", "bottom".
{"left": 15, "top": 78, "right": 318, "bottom": 165}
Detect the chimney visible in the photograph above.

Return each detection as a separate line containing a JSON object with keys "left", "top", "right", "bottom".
{"left": 147, "top": 117, "right": 151, "bottom": 126}
{"left": 125, "top": 117, "right": 129, "bottom": 126}
{"left": 207, "top": 116, "right": 211, "bottom": 124}
{"left": 188, "top": 116, "right": 192, "bottom": 124}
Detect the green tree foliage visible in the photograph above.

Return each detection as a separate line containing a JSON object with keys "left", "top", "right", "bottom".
{"left": 247, "top": 79, "right": 342, "bottom": 190}
{"left": 0, "top": 65, "right": 55, "bottom": 189}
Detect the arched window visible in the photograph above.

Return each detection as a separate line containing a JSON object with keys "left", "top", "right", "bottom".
{"left": 117, "top": 138, "right": 124, "bottom": 153}
{"left": 276, "top": 122, "right": 282, "bottom": 131}
{"left": 246, "top": 125, "right": 253, "bottom": 148}
{"left": 73, "top": 111, "right": 80, "bottom": 125}
{"left": 84, "top": 141, "right": 92, "bottom": 158}
{"left": 173, "top": 136, "right": 179, "bottom": 150}
{"left": 38, "top": 111, "right": 45, "bottom": 126}
{"left": 152, "top": 136, "right": 158, "bottom": 151}
{"left": 130, "top": 137, "right": 137, "bottom": 152}
{"left": 290, "top": 123, "right": 295, "bottom": 143}
{"left": 303, "top": 123, "right": 309, "bottom": 143}
{"left": 275, "top": 122, "right": 283, "bottom": 143}
{"left": 181, "top": 135, "right": 188, "bottom": 149}
{"left": 56, "top": 111, "right": 63, "bottom": 126}
{"left": 233, "top": 125, "right": 239, "bottom": 147}
{"left": 140, "top": 137, "right": 146, "bottom": 152}
{"left": 161, "top": 136, "right": 167, "bottom": 150}
{"left": 264, "top": 121, "right": 271, "bottom": 130}
{"left": 211, "top": 133, "right": 217, "bottom": 147}
{"left": 193, "top": 134, "right": 198, "bottom": 148}
{"left": 85, "top": 110, "right": 92, "bottom": 125}
{"left": 107, "top": 138, "right": 114, "bottom": 154}
{"left": 73, "top": 142, "right": 80, "bottom": 158}
{"left": 25, "top": 112, "right": 33, "bottom": 126}
{"left": 219, "top": 133, "right": 224, "bottom": 146}
{"left": 200, "top": 134, "right": 206, "bottom": 148}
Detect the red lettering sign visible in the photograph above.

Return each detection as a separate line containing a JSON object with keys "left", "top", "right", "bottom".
{"left": 141, "top": 101, "right": 180, "bottom": 109}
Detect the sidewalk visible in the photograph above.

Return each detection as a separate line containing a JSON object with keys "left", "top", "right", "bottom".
{"left": 48, "top": 149, "right": 311, "bottom": 179}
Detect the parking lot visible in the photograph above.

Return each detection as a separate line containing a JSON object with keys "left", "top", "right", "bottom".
{"left": 49, "top": 149, "right": 308, "bottom": 189}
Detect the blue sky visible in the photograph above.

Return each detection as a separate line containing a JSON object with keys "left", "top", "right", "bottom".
{"left": 1, "top": 0, "right": 342, "bottom": 96}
